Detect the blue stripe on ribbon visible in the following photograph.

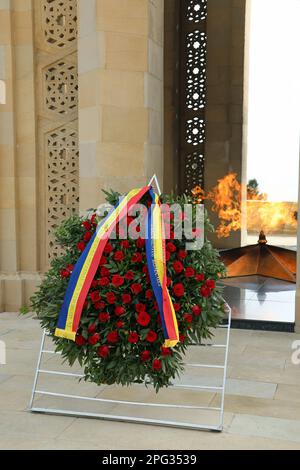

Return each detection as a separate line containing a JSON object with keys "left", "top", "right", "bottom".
{"left": 145, "top": 189, "right": 168, "bottom": 339}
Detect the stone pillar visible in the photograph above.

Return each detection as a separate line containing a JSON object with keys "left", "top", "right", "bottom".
{"left": 204, "top": 0, "right": 247, "bottom": 249}
{"left": 295, "top": 149, "right": 300, "bottom": 333}
{"left": 78, "top": 0, "right": 164, "bottom": 210}
{"left": 0, "top": 0, "right": 40, "bottom": 312}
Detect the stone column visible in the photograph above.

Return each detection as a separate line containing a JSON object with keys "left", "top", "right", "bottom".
{"left": 0, "top": 0, "right": 40, "bottom": 312}
{"left": 295, "top": 149, "right": 300, "bottom": 333}
{"left": 204, "top": 0, "right": 247, "bottom": 249}
{"left": 78, "top": 0, "right": 164, "bottom": 210}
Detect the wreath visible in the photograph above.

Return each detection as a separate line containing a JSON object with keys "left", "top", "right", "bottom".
{"left": 31, "top": 189, "right": 227, "bottom": 391}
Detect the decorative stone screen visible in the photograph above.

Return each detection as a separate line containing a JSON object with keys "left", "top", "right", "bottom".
{"left": 34, "top": 0, "right": 79, "bottom": 263}
{"left": 179, "top": 0, "right": 207, "bottom": 193}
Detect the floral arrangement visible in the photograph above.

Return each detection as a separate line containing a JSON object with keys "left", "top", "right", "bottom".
{"left": 31, "top": 189, "right": 227, "bottom": 391}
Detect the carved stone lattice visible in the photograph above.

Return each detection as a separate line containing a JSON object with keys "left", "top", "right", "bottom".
{"left": 42, "top": 0, "right": 77, "bottom": 49}
{"left": 186, "top": 30, "right": 207, "bottom": 111}
{"left": 186, "top": 117, "right": 205, "bottom": 146}
{"left": 35, "top": 0, "right": 78, "bottom": 264}
{"left": 179, "top": 0, "right": 207, "bottom": 193}
{"left": 186, "top": 152, "right": 205, "bottom": 190}
{"left": 47, "top": 125, "right": 79, "bottom": 258}
{"left": 186, "top": 0, "right": 207, "bottom": 23}
{"left": 44, "top": 59, "right": 78, "bottom": 116}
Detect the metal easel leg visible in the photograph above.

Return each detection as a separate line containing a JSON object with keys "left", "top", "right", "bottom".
{"left": 29, "top": 329, "right": 46, "bottom": 410}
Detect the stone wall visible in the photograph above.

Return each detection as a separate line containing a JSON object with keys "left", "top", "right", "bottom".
{"left": 0, "top": 0, "right": 40, "bottom": 311}
{"left": 78, "top": 0, "right": 165, "bottom": 211}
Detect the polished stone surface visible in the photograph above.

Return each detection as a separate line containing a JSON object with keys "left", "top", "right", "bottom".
{"left": 1, "top": 313, "right": 300, "bottom": 449}
{"left": 220, "top": 276, "right": 296, "bottom": 324}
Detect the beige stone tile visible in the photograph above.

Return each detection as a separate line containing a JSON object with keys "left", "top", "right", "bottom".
{"left": 96, "top": 142, "right": 145, "bottom": 178}
{"left": 216, "top": 394, "right": 300, "bottom": 421}
{"left": 0, "top": 10, "right": 11, "bottom": 44}
{"left": 96, "top": 0, "right": 148, "bottom": 20}
{"left": 274, "top": 384, "right": 300, "bottom": 403}
{"left": 0, "top": 410, "right": 75, "bottom": 439}
{"left": 0, "top": 437, "right": 50, "bottom": 450}
{"left": 97, "top": 16, "right": 148, "bottom": 37}
{"left": 102, "top": 106, "right": 148, "bottom": 144}
{"left": 79, "top": 106, "right": 101, "bottom": 141}
{"left": 98, "top": 70, "right": 144, "bottom": 108}
{"left": 228, "top": 413, "right": 300, "bottom": 444}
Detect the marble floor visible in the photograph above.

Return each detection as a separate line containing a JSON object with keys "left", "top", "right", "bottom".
{"left": 220, "top": 276, "right": 296, "bottom": 327}
{"left": 1, "top": 312, "right": 300, "bottom": 449}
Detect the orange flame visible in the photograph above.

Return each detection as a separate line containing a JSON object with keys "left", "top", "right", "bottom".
{"left": 193, "top": 173, "right": 298, "bottom": 238}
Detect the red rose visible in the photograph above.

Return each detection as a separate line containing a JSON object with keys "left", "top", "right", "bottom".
{"left": 120, "top": 240, "right": 130, "bottom": 249}
{"left": 124, "top": 271, "right": 134, "bottom": 280}
{"left": 140, "top": 350, "right": 151, "bottom": 362}
{"left": 136, "top": 238, "right": 145, "bottom": 249}
{"left": 97, "top": 345, "right": 109, "bottom": 358}
{"left": 184, "top": 313, "right": 193, "bottom": 323}
{"left": 132, "top": 252, "right": 143, "bottom": 263}
{"left": 100, "top": 266, "right": 110, "bottom": 277}
{"left": 99, "top": 256, "right": 107, "bottom": 266}
{"left": 165, "top": 251, "right": 171, "bottom": 261}
{"left": 135, "top": 303, "right": 146, "bottom": 313}
{"left": 178, "top": 249, "right": 187, "bottom": 260}
{"left": 60, "top": 269, "right": 70, "bottom": 278}
{"left": 94, "top": 300, "right": 105, "bottom": 310}
{"left": 99, "top": 277, "right": 109, "bottom": 287}
{"left": 114, "top": 251, "right": 124, "bottom": 262}
{"left": 166, "top": 242, "right": 176, "bottom": 253}
{"left": 107, "top": 331, "right": 119, "bottom": 344}
{"left": 83, "top": 300, "right": 88, "bottom": 309}
{"left": 91, "top": 213, "right": 97, "bottom": 225}
{"left": 153, "top": 301, "right": 159, "bottom": 311}
{"left": 90, "top": 291, "right": 101, "bottom": 303}
{"left": 131, "top": 283, "right": 142, "bottom": 295}
{"left": 88, "top": 333, "right": 100, "bottom": 345}
{"left": 128, "top": 332, "right": 139, "bottom": 344}
{"left": 200, "top": 286, "right": 211, "bottom": 298}
{"left": 122, "top": 294, "right": 132, "bottom": 304}
{"left": 173, "top": 283, "right": 185, "bottom": 297}
{"left": 106, "top": 292, "right": 117, "bottom": 304}
{"left": 116, "top": 320, "right": 124, "bottom": 329}
{"left": 99, "top": 312, "right": 110, "bottom": 323}
{"left": 145, "top": 289, "right": 153, "bottom": 300}
{"left": 195, "top": 273, "right": 205, "bottom": 282}
{"left": 206, "top": 279, "right": 216, "bottom": 290}
{"left": 142, "top": 265, "right": 148, "bottom": 275}
{"left": 173, "top": 261, "right": 184, "bottom": 274}
{"left": 115, "top": 306, "right": 125, "bottom": 316}
{"left": 156, "top": 315, "right": 162, "bottom": 325}
{"left": 91, "top": 280, "right": 98, "bottom": 288}
{"left": 82, "top": 220, "right": 91, "bottom": 231}
{"left": 75, "top": 335, "right": 86, "bottom": 346}
{"left": 192, "top": 305, "right": 202, "bottom": 316}
{"left": 137, "top": 311, "right": 151, "bottom": 327}
{"left": 152, "top": 359, "right": 162, "bottom": 371}
{"left": 84, "top": 231, "right": 92, "bottom": 242}
{"left": 185, "top": 267, "right": 195, "bottom": 278}
{"left": 179, "top": 334, "right": 185, "bottom": 343}
{"left": 77, "top": 241, "right": 86, "bottom": 252}
{"left": 66, "top": 264, "right": 74, "bottom": 273}
{"left": 88, "top": 323, "right": 97, "bottom": 333}
{"left": 104, "top": 243, "right": 113, "bottom": 254}
{"left": 112, "top": 274, "right": 124, "bottom": 287}
{"left": 173, "top": 303, "right": 181, "bottom": 312}
{"left": 161, "top": 347, "right": 172, "bottom": 357}
{"left": 146, "top": 330, "right": 158, "bottom": 343}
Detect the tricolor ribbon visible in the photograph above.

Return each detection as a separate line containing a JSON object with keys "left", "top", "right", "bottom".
{"left": 55, "top": 186, "right": 179, "bottom": 348}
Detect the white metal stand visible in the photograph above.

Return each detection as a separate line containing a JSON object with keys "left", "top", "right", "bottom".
{"left": 29, "top": 175, "right": 231, "bottom": 432}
